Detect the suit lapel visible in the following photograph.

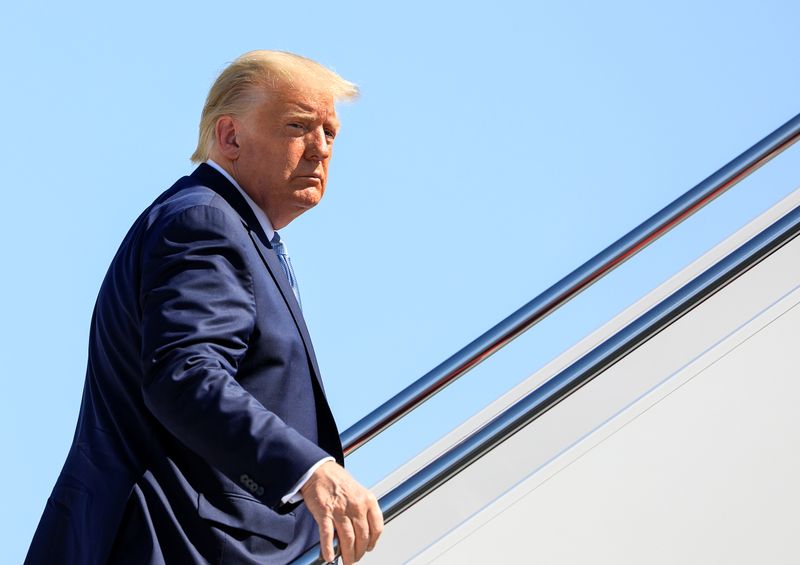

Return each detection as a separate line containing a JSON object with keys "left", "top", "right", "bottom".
{"left": 247, "top": 232, "right": 324, "bottom": 389}
{"left": 189, "top": 164, "right": 325, "bottom": 391}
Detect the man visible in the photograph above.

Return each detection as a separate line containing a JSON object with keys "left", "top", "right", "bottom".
{"left": 26, "top": 50, "right": 382, "bottom": 565}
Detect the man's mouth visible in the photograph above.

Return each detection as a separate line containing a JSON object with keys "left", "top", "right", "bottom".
{"left": 296, "top": 174, "right": 323, "bottom": 183}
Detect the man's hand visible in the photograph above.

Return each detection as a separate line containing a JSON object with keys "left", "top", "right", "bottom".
{"left": 300, "top": 461, "right": 383, "bottom": 564}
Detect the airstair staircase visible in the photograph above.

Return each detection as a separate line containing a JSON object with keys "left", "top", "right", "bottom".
{"left": 293, "top": 113, "right": 800, "bottom": 565}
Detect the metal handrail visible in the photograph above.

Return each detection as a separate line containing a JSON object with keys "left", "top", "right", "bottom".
{"left": 294, "top": 182, "right": 800, "bottom": 565}
{"left": 340, "top": 111, "right": 800, "bottom": 456}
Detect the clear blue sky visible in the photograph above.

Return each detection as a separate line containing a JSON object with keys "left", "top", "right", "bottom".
{"left": 2, "top": 1, "right": 799, "bottom": 560}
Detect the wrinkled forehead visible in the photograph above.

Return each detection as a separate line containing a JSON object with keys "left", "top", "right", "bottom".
{"left": 249, "top": 77, "right": 339, "bottom": 126}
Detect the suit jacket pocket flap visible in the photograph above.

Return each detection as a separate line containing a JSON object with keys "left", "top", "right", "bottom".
{"left": 197, "top": 493, "right": 296, "bottom": 544}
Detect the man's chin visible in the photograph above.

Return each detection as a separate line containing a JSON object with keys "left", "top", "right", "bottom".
{"left": 293, "top": 186, "right": 324, "bottom": 208}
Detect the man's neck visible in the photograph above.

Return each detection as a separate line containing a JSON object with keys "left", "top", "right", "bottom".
{"left": 206, "top": 159, "right": 276, "bottom": 242}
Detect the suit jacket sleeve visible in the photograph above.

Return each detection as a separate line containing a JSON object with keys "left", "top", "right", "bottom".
{"left": 138, "top": 203, "right": 330, "bottom": 508}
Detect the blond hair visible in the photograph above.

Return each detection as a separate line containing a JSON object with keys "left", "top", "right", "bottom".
{"left": 191, "top": 50, "right": 359, "bottom": 163}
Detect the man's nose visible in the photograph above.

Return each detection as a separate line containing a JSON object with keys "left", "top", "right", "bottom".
{"left": 305, "top": 127, "right": 331, "bottom": 161}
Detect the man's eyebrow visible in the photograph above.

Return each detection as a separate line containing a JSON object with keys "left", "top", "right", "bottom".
{"left": 283, "top": 110, "right": 341, "bottom": 131}
{"left": 284, "top": 111, "right": 317, "bottom": 122}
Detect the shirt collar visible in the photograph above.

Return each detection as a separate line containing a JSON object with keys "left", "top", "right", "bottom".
{"left": 206, "top": 159, "right": 276, "bottom": 242}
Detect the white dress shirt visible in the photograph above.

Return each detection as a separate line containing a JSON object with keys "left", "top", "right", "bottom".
{"left": 206, "top": 160, "right": 333, "bottom": 505}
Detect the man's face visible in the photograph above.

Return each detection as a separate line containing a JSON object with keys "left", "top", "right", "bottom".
{"left": 233, "top": 81, "right": 340, "bottom": 229}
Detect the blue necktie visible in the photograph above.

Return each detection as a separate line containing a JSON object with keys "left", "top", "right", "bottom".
{"left": 271, "top": 232, "right": 302, "bottom": 310}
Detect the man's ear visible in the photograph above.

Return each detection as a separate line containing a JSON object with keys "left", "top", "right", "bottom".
{"left": 214, "top": 116, "right": 241, "bottom": 160}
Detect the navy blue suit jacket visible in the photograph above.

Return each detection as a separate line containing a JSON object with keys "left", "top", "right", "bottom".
{"left": 26, "top": 164, "right": 343, "bottom": 564}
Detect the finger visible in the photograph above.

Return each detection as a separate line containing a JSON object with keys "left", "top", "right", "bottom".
{"left": 366, "top": 502, "right": 384, "bottom": 552}
{"left": 350, "top": 516, "right": 370, "bottom": 562}
{"left": 335, "top": 517, "right": 356, "bottom": 565}
{"left": 318, "top": 517, "right": 336, "bottom": 564}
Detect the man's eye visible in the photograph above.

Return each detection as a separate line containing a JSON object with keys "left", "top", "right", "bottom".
{"left": 288, "top": 123, "right": 305, "bottom": 132}
{"left": 324, "top": 129, "right": 336, "bottom": 140}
